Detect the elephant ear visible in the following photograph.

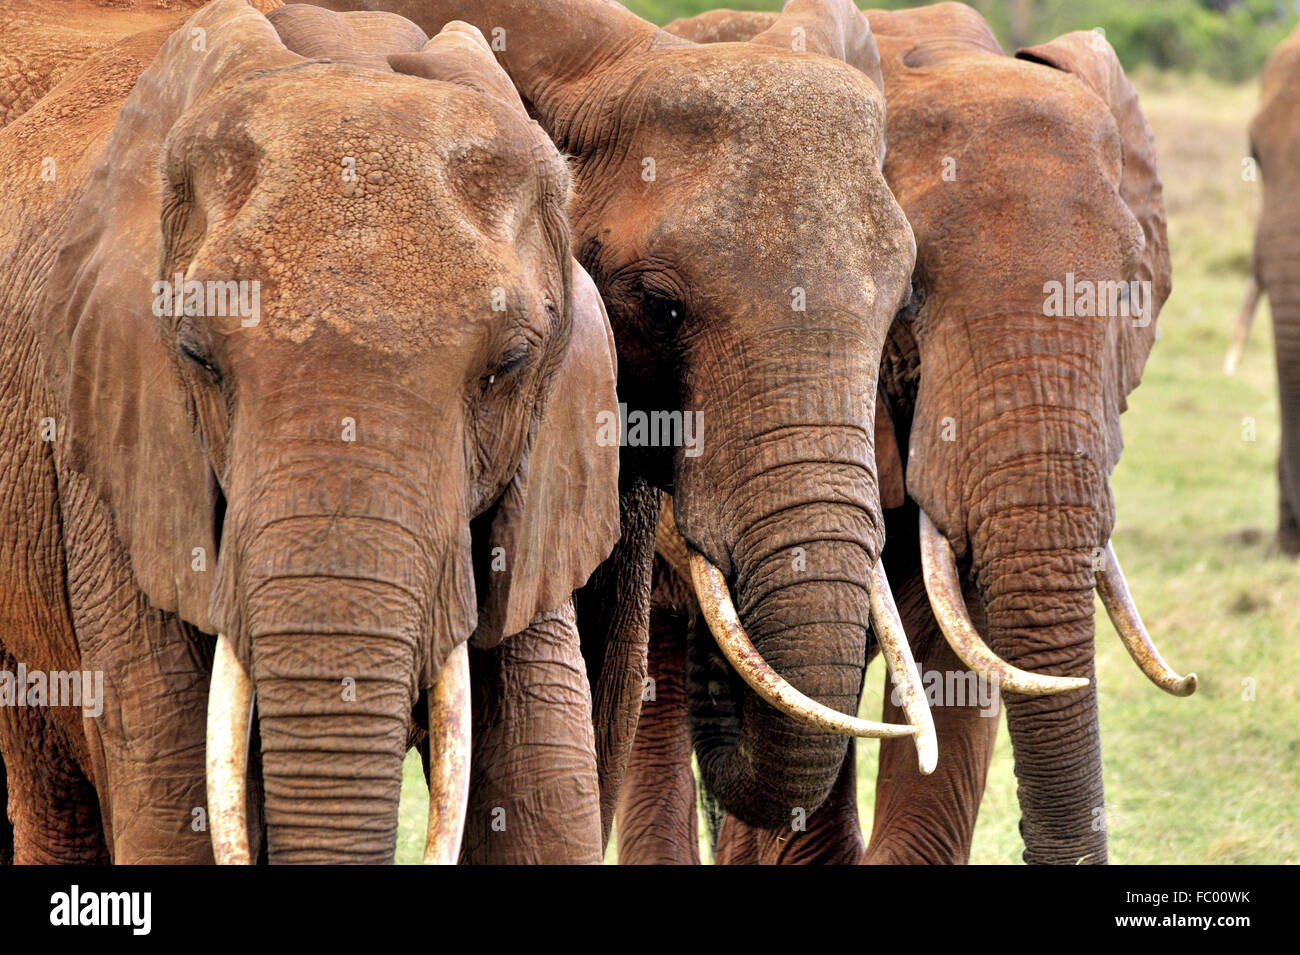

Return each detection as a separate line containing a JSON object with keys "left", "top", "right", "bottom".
{"left": 1016, "top": 33, "right": 1171, "bottom": 434}
{"left": 387, "top": 21, "right": 527, "bottom": 112}
{"left": 752, "top": 0, "right": 883, "bottom": 92}
{"left": 308, "top": 0, "right": 673, "bottom": 136}
{"left": 39, "top": 0, "right": 302, "bottom": 634}
{"left": 874, "top": 387, "right": 905, "bottom": 510}
{"left": 472, "top": 262, "right": 621, "bottom": 647}
{"left": 268, "top": 3, "right": 426, "bottom": 68}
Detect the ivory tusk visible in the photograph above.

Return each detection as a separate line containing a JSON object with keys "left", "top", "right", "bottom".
{"left": 918, "top": 510, "right": 1090, "bottom": 696}
{"left": 1224, "top": 275, "right": 1260, "bottom": 376}
{"left": 423, "top": 641, "right": 472, "bottom": 865}
{"left": 207, "top": 633, "right": 253, "bottom": 865}
{"left": 868, "top": 559, "right": 938, "bottom": 773}
{"left": 687, "top": 549, "right": 917, "bottom": 739}
{"left": 1096, "top": 542, "right": 1197, "bottom": 697}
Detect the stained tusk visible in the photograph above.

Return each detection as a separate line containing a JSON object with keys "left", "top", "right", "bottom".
{"left": 687, "top": 549, "right": 917, "bottom": 739}
{"left": 1096, "top": 542, "right": 1197, "bottom": 697}
{"left": 918, "top": 510, "right": 1091, "bottom": 696}
{"left": 1224, "top": 275, "right": 1260, "bottom": 376}
{"left": 423, "top": 641, "right": 471, "bottom": 865}
{"left": 868, "top": 559, "right": 938, "bottom": 774}
{"left": 207, "top": 633, "right": 253, "bottom": 865}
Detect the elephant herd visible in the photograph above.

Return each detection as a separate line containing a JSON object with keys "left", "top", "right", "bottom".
{"left": 0, "top": 0, "right": 1290, "bottom": 865}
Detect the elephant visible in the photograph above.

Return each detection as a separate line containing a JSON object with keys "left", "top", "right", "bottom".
{"left": 1226, "top": 24, "right": 1300, "bottom": 557}
{"left": 0, "top": 0, "right": 231, "bottom": 129}
{"left": 621, "top": 1, "right": 1197, "bottom": 865}
{"left": 0, "top": 0, "right": 623, "bottom": 863}
{"left": 311, "top": 0, "right": 940, "bottom": 838}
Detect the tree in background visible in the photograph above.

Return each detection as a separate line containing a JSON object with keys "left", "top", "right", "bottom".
{"left": 623, "top": 0, "right": 1297, "bottom": 81}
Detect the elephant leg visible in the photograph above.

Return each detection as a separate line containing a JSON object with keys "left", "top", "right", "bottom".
{"left": 1278, "top": 457, "right": 1300, "bottom": 555}
{"left": 0, "top": 647, "right": 107, "bottom": 864}
{"left": 61, "top": 477, "right": 215, "bottom": 864}
{"left": 460, "top": 600, "right": 602, "bottom": 864}
{"left": 714, "top": 811, "right": 760, "bottom": 864}
{"left": 616, "top": 570, "right": 699, "bottom": 864}
{"left": 1275, "top": 307, "right": 1300, "bottom": 556}
{"left": 714, "top": 741, "right": 864, "bottom": 864}
{"left": 76, "top": 614, "right": 215, "bottom": 864}
{"left": 863, "top": 614, "right": 999, "bottom": 864}
{"left": 574, "top": 478, "right": 660, "bottom": 846}
{"left": 0, "top": 323, "right": 105, "bottom": 861}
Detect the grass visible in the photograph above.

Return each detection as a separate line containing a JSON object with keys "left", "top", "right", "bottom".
{"left": 396, "top": 72, "right": 1299, "bottom": 865}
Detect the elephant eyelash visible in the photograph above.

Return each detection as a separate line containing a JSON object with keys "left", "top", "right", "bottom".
{"left": 480, "top": 347, "right": 530, "bottom": 391}
{"left": 179, "top": 340, "right": 220, "bottom": 379}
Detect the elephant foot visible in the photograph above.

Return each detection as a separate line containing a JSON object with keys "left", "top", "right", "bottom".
{"left": 1275, "top": 528, "right": 1300, "bottom": 557}
{"left": 1276, "top": 501, "right": 1300, "bottom": 556}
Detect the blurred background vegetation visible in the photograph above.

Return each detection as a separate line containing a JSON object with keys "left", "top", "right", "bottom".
{"left": 624, "top": 0, "right": 1300, "bottom": 81}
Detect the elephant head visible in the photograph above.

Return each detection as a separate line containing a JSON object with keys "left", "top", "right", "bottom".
{"left": 1228, "top": 24, "right": 1300, "bottom": 555}
{"left": 310, "top": 0, "right": 932, "bottom": 828}
{"left": 40, "top": 0, "right": 619, "bottom": 863}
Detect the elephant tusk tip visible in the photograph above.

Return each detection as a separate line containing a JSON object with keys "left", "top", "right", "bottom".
{"left": 1008, "top": 674, "right": 1090, "bottom": 696}
{"left": 916, "top": 739, "right": 938, "bottom": 775}
{"left": 1056, "top": 676, "right": 1090, "bottom": 693}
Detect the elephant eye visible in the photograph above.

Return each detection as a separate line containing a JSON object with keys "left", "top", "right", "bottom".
{"left": 179, "top": 338, "right": 219, "bottom": 379}
{"left": 480, "top": 346, "right": 530, "bottom": 392}
{"left": 643, "top": 290, "right": 685, "bottom": 340}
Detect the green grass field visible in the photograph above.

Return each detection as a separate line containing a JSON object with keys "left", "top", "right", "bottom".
{"left": 395, "top": 72, "right": 1299, "bottom": 865}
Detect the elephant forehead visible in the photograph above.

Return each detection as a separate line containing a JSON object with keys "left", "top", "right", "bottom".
{"left": 597, "top": 50, "right": 902, "bottom": 271}
{"left": 183, "top": 73, "right": 565, "bottom": 350}
{"left": 885, "top": 63, "right": 1121, "bottom": 210}
{"left": 214, "top": 66, "right": 565, "bottom": 210}
{"left": 887, "top": 54, "right": 1116, "bottom": 152}
{"left": 622, "top": 46, "right": 885, "bottom": 153}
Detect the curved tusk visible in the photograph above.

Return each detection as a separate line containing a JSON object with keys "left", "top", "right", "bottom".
{"left": 207, "top": 634, "right": 253, "bottom": 865}
{"left": 1224, "top": 275, "right": 1260, "bottom": 376}
{"left": 423, "top": 641, "right": 472, "bottom": 865}
{"left": 868, "top": 559, "right": 938, "bottom": 773}
{"left": 918, "top": 510, "right": 1090, "bottom": 696}
{"left": 687, "top": 549, "right": 917, "bottom": 739}
{"left": 1096, "top": 542, "right": 1197, "bottom": 697}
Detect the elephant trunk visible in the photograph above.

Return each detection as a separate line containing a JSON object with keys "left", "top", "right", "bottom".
{"left": 241, "top": 516, "right": 424, "bottom": 864}
{"left": 677, "top": 321, "right": 895, "bottom": 829}
{"left": 689, "top": 489, "right": 876, "bottom": 830}
{"left": 968, "top": 446, "right": 1108, "bottom": 865}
